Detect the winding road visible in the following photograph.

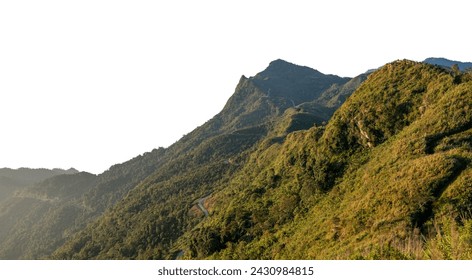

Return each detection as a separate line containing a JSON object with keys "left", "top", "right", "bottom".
{"left": 173, "top": 195, "right": 211, "bottom": 259}
{"left": 197, "top": 196, "right": 210, "bottom": 217}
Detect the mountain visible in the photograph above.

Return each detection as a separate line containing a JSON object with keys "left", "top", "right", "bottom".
{"left": 0, "top": 168, "right": 78, "bottom": 202}
{"left": 0, "top": 148, "right": 168, "bottom": 259}
{"left": 56, "top": 59, "right": 471, "bottom": 260}
{"left": 250, "top": 59, "right": 351, "bottom": 105}
{"left": 0, "top": 167, "right": 78, "bottom": 187}
{"left": 50, "top": 60, "right": 363, "bottom": 260}
{"left": 2, "top": 58, "right": 470, "bottom": 260}
{"left": 0, "top": 60, "right": 361, "bottom": 259}
{"left": 171, "top": 60, "right": 472, "bottom": 259}
{"left": 0, "top": 172, "right": 97, "bottom": 259}
{"left": 424, "top": 57, "right": 472, "bottom": 71}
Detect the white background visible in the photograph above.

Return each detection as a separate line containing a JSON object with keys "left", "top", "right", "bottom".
{"left": 1, "top": 260, "right": 472, "bottom": 280}
{"left": 1, "top": 0, "right": 471, "bottom": 174}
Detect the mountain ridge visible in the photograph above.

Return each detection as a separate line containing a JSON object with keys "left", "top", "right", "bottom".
{"left": 0, "top": 167, "right": 79, "bottom": 203}
{"left": 424, "top": 57, "right": 472, "bottom": 71}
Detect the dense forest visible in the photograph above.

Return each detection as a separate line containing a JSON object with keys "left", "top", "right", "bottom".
{"left": 1, "top": 58, "right": 470, "bottom": 259}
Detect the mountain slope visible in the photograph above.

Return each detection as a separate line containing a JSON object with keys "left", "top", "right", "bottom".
{"left": 0, "top": 172, "right": 97, "bottom": 259}
{"left": 0, "top": 147, "right": 170, "bottom": 259}
{"left": 173, "top": 60, "right": 472, "bottom": 259}
{"left": 51, "top": 60, "right": 362, "bottom": 260}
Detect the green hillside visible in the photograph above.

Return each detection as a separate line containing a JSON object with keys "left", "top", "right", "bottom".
{"left": 174, "top": 60, "right": 472, "bottom": 259}
{"left": 0, "top": 172, "right": 97, "bottom": 259}
{"left": 0, "top": 146, "right": 179, "bottom": 259}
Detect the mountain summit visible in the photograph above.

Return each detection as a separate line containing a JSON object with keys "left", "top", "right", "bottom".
{"left": 251, "top": 59, "right": 350, "bottom": 105}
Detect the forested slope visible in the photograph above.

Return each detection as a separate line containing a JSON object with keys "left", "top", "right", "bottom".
{"left": 175, "top": 60, "right": 472, "bottom": 259}
{"left": 51, "top": 60, "right": 361, "bottom": 259}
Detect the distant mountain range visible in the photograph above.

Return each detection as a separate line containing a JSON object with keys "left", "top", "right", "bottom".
{"left": 0, "top": 57, "right": 470, "bottom": 260}
{"left": 424, "top": 57, "right": 472, "bottom": 71}
{"left": 0, "top": 167, "right": 78, "bottom": 202}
